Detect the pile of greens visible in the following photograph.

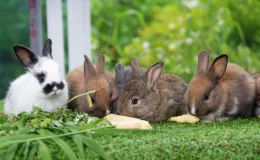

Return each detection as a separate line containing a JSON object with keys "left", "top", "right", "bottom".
{"left": 0, "top": 104, "right": 112, "bottom": 160}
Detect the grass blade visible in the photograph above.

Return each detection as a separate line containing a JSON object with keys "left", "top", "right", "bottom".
{"left": 72, "top": 135, "right": 85, "bottom": 159}
{"left": 23, "top": 141, "right": 30, "bottom": 160}
{"left": 38, "top": 140, "right": 52, "bottom": 160}
{"left": 82, "top": 137, "right": 111, "bottom": 160}
{"left": 38, "top": 129, "right": 77, "bottom": 160}
{"left": 27, "top": 143, "right": 38, "bottom": 160}
{"left": 0, "top": 135, "right": 39, "bottom": 148}
{"left": 5, "top": 143, "right": 18, "bottom": 160}
{"left": 65, "top": 118, "right": 104, "bottom": 131}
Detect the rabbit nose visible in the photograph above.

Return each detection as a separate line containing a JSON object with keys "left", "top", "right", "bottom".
{"left": 52, "top": 86, "right": 58, "bottom": 91}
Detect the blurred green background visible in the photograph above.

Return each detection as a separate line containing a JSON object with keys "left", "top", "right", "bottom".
{"left": 0, "top": 0, "right": 260, "bottom": 99}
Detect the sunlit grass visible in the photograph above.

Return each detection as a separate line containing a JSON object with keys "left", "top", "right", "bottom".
{"left": 1, "top": 100, "right": 260, "bottom": 159}
{"left": 89, "top": 118, "right": 260, "bottom": 159}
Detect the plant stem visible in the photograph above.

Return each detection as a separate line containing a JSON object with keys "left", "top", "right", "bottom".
{"left": 2, "top": 125, "right": 112, "bottom": 146}
{"left": 60, "top": 90, "right": 96, "bottom": 108}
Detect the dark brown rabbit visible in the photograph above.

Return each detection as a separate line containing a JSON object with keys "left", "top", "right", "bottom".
{"left": 110, "top": 63, "right": 146, "bottom": 114}
{"left": 185, "top": 51, "right": 256, "bottom": 122}
{"left": 66, "top": 55, "right": 117, "bottom": 118}
{"left": 117, "top": 59, "right": 188, "bottom": 122}
{"left": 252, "top": 74, "right": 260, "bottom": 116}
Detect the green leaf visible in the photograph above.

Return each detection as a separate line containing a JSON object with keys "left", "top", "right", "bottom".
{"left": 18, "top": 127, "right": 35, "bottom": 134}
{"left": 66, "top": 118, "right": 104, "bottom": 131}
{"left": 0, "top": 135, "right": 39, "bottom": 148}
{"left": 82, "top": 137, "right": 111, "bottom": 160}
{"left": 38, "top": 140, "right": 52, "bottom": 160}
{"left": 23, "top": 141, "right": 30, "bottom": 160}
{"left": 72, "top": 135, "right": 85, "bottom": 159}
{"left": 27, "top": 144, "right": 38, "bottom": 160}
{"left": 38, "top": 129, "right": 78, "bottom": 160}
{"left": 5, "top": 143, "right": 18, "bottom": 160}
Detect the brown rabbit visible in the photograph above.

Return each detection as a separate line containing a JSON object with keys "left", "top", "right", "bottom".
{"left": 117, "top": 59, "right": 188, "bottom": 122}
{"left": 252, "top": 74, "right": 260, "bottom": 116}
{"left": 110, "top": 63, "right": 146, "bottom": 114}
{"left": 185, "top": 51, "right": 256, "bottom": 122}
{"left": 66, "top": 55, "right": 117, "bottom": 118}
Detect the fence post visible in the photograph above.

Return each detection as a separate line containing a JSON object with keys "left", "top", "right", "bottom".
{"left": 28, "top": 0, "right": 43, "bottom": 55}
{"left": 67, "top": 0, "right": 91, "bottom": 71}
{"left": 46, "top": 0, "right": 66, "bottom": 77}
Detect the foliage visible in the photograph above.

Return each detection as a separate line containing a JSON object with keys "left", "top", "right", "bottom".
{"left": 0, "top": 104, "right": 113, "bottom": 160}
{"left": 90, "top": 0, "right": 177, "bottom": 67}
{"left": 120, "top": 0, "right": 260, "bottom": 81}
{"left": 0, "top": 1, "right": 28, "bottom": 99}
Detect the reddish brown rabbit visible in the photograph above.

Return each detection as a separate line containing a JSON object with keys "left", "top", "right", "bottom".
{"left": 66, "top": 55, "right": 117, "bottom": 118}
{"left": 185, "top": 51, "right": 256, "bottom": 122}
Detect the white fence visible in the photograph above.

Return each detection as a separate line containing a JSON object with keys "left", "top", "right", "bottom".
{"left": 29, "top": 0, "right": 91, "bottom": 77}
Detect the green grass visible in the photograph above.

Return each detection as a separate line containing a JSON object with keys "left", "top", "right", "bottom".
{"left": 88, "top": 119, "right": 260, "bottom": 159}
{"left": 1, "top": 100, "right": 260, "bottom": 159}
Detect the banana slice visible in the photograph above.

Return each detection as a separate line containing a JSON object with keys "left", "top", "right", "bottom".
{"left": 169, "top": 114, "right": 199, "bottom": 124}
{"left": 105, "top": 114, "right": 152, "bottom": 129}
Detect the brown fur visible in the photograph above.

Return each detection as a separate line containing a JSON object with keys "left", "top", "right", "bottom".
{"left": 118, "top": 59, "right": 187, "bottom": 122}
{"left": 186, "top": 51, "right": 256, "bottom": 122}
{"left": 252, "top": 74, "right": 260, "bottom": 99}
{"left": 66, "top": 55, "right": 115, "bottom": 118}
{"left": 110, "top": 63, "right": 146, "bottom": 114}
{"left": 252, "top": 74, "right": 260, "bottom": 115}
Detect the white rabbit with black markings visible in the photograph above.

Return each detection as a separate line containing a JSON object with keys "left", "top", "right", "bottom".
{"left": 4, "top": 39, "right": 69, "bottom": 115}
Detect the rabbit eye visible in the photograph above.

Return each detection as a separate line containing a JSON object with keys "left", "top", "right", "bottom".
{"left": 132, "top": 99, "right": 138, "bottom": 105}
{"left": 36, "top": 72, "right": 46, "bottom": 83}
{"left": 203, "top": 94, "right": 209, "bottom": 101}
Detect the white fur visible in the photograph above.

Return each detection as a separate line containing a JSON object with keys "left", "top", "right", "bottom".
{"left": 190, "top": 99, "right": 196, "bottom": 115}
{"left": 106, "top": 109, "right": 110, "bottom": 114}
{"left": 4, "top": 58, "right": 69, "bottom": 115}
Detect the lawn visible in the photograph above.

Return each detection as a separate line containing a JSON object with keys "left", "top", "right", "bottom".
{"left": 88, "top": 119, "right": 260, "bottom": 160}
{"left": 0, "top": 100, "right": 260, "bottom": 160}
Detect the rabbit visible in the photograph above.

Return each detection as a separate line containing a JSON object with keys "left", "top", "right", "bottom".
{"left": 66, "top": 55, "right": 117, "bottom": 118}
{"left": 252, "top": 74, "right": 260, "bottom": 116}
{"left": 117, "top": 59, "right": 188, "bottom": 122}
{"left": 110, "top": 63, "right": 146, "bottom": 114}
{"left": 4, "top": 39, "right": 69, "bottom": 115}
{"left": 185, "top": 51, "right": 256, "bottom": 123}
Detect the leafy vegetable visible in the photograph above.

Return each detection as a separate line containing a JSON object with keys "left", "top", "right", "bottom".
{"left": 0, "top": 106, "right": 112, "bottom": 159}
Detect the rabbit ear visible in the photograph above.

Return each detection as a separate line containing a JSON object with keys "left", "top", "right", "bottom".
{"left": 96, "top": 55, "right": 105, "bottom": 75}
{"left": 130, "top": 59, "right": 141, "bottom": 79}
{"left": 145, "top": 62, "right": 163, "bottom": 90}
{"left": 197, "top": 51, "right": 209, "bottom": 75}
{"left": 115, "top": 63, "right": 125, "bottom": 86}
{"left": 208, "top": 54, "right": 228, "bottom": 82}
{"left": 42, "top": 39, "right": 53, "bottom": 58}
{"left": 124, "top": 67, "right": 132, "bottom": 84}
{"left": 13, "top": 45, "right": 38, "bottom": 69}
{"left": 84, "top": 55, "right": 97, "bottom": 80}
